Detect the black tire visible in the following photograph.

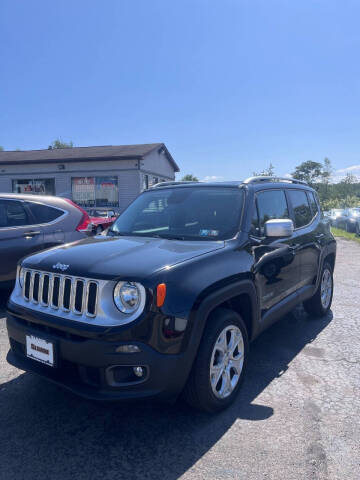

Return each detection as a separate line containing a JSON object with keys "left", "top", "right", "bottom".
{"left": 303, "top": 261, "right": 333, "bottom": 317}
{"left": 182, "top": 308, "right": 249, "bottom": 413}
{"left": 95, "top": 226, "right": 103, "bottom": 235}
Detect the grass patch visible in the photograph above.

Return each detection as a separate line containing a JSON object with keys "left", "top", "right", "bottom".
{"left": 331, "top": 227, "right": 360, "bottom": 244}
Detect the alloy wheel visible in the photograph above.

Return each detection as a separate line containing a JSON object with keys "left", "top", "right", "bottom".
{"left": 209, "top": 325, "right": 244, "bottom": 399}
{"left": 320, "top": 268, "right": 332, "bottom": 309}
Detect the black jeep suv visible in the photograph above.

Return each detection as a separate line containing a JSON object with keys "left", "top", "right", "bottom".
{"left": 6, "top": 177, "right": 336, "bottom": 412}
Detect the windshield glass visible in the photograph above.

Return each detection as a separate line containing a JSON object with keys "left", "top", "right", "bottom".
{"left": 110, "top": 187, "right": 244, "bottom": 240}
{"left": 350, "top": 208, "right": 360, "bottom": 216}
{"left": 90, "top": 210, "right": 109, "bottom": 217}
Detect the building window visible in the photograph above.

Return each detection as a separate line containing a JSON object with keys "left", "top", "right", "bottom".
{"left": 142, "top": 174, "right": 149, "bottom": 191}
{"left": 72, "top": 176, "right": 119, "bottom": 208}
{"left": 12, "top": 178, "right": 55, "bottom": 195}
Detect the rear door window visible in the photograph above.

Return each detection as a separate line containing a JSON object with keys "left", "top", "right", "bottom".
{"left": 28, "top": 202, "right": 63, "bottom": 224}
{"left": 287, "top": 190, "right": 312, "bottom": 228}
{"left": 0, "top": 200, "right": 31, "bottom": 227}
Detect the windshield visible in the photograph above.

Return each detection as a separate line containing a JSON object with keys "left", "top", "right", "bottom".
{"left": 109, "top": 187, "right": 244, "bottom": 240}
{"left": 90, "top": 210, "right": 110, "bottom": 217}
{"left": 350, "top": 208, "right": 360, "bottom": 216}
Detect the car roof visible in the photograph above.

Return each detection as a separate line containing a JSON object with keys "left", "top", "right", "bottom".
{"left": 0, "top": 193, "right": 70, "bottom": 206}
{"left": 150, "top": 177, "right": 314, "bottom": 192}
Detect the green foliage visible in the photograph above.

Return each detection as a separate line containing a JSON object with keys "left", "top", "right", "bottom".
{"left": 48, "top": 138, "right": 74, "bottom": 149}
{"left": 290, "top": 157, "right": 360, "bottom": 210}
{"left": 331, "top": 227, "right": 360, "bottom": 244}
{"left": 181, "top": 174, "right": 199, "bottom": 181}
{"left": 0, "top": 146, "right": 4, "bottom": 151}
{"left": 292, "top": 160, "right": 324, "bottom": 184}
{"left": 253, "top": 163, "right": 275, "bottom": 177}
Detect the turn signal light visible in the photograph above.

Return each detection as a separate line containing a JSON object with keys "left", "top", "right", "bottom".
{"left": 156, "top": 283, "right": 166, "bottom": 307}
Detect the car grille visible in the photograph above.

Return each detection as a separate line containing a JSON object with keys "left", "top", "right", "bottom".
{"left": 22, "top": 269, "right": 98, "bottom": 318}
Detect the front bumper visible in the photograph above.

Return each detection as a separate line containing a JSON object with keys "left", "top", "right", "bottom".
{"left": 6, "top": 309, "right": 191, "bottom": 402}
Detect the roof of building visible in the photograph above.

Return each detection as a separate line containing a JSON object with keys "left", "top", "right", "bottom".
{"left": 0, "top": 143, "right": 179, "bottom": 172}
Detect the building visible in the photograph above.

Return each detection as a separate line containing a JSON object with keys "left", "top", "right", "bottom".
{"left": 0, "top": 143, "right": 179, "bottom": 211}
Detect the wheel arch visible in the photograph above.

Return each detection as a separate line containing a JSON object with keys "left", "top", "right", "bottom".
{"left": 181, "top": 280, "right": 259, "bottom": 370}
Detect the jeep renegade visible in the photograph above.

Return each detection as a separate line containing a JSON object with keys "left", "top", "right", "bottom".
{"left": 6, "top": 177, "right": 336, "bottom": 412}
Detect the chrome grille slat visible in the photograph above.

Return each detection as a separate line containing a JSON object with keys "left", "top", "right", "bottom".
{"left": 38, "top": 274, "right": 44, "bottom": 305}
{"left": 21, "top": 269, "right": 99, "bottom": 319}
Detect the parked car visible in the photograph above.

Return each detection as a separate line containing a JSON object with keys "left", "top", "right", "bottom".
{"left": 6, "top": 177, "right": 336, "bottom": 412}
{"left": 88, "top": 209, "right": 118, "bottom": 234}
{"left": 328, "top": 208, "right": 344, "bottom": 226}
{"left": 0, "top": 194, "right": 91, "bottom": 287}
{"left": 335, "top": 207, "right": 360, "bottom": 233}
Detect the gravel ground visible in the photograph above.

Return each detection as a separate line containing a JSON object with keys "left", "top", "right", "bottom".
{"left": 0, "top": 238, "right": 359, "bottom": 480}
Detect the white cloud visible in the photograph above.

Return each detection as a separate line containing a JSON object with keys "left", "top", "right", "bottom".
{"left": 333, "top": 164, "right": 360, "bottom": 182}
{"left": 335, "top": 164, "right": 360, "bottom": 174}
{"left": 202, "top": 175, "right": 224, "bottom": 182}
{"left": 283, "top": 173, "right": 292, "bottom": 178}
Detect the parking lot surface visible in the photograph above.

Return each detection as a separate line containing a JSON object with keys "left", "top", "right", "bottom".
{"left": 0, "top": 238, "right": 359, "bottom": 480}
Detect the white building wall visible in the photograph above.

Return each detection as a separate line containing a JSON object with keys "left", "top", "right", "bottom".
{"left": 0, "top": 151, "right": 177, "bottom": 211}
{"left": 141, "top": 148, "right": 176, "bottom": 179}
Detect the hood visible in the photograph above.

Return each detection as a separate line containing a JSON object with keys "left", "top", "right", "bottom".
{"left": 22, "top": 235, "right": 225, "bottom": 280}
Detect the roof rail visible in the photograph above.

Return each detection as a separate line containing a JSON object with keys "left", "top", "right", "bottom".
{"left": 150, "top": 180, "right": 200, "bottom": 188}
{"left": 243, "top": 176, "right": 308, "bottom": 186}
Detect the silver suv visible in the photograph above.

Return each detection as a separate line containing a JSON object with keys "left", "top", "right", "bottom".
{"left": 0, "top": 194, "right": 91, "bottom": 287}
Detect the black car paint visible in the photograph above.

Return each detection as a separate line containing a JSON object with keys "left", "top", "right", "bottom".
{"left": 6, "top": 182, "right": 336, "bottom": 402}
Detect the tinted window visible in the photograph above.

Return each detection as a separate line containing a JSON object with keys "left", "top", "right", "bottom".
{"left": 0, "top": 200, "right": 31, "bottom": 227}
{"left": 308, "top": 192, "right": 319, "bottom": 219}
{"left": 256, "top": 190, "right": 289, "bottom": 234}
{"left": 111, "top": 187, "right": 244, "bottom": 240}
{"left": 28, "top": 203, "right": 63, "bottom": 223}
{"left": 250, "top": 202, "right": 260, "bottom": 236}
{"left": 288, "top": 190, "right": 312, "bottom": 228}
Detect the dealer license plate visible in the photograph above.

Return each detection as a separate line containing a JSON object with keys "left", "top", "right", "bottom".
{"left": 26, "top": 335, "right": 54, "bottom": 367}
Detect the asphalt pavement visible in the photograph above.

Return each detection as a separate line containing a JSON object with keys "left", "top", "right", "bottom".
{"left": 0, "top": 237, "right": 359, "bottom": 480}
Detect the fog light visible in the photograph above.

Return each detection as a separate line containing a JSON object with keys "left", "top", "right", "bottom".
{"left": 133, "top": 366, "right": 144, "bottom": 377}
{"left": 116, "top": 344, "right": 141, "bottom": 353}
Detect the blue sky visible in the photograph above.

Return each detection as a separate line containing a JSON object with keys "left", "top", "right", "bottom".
{"left": 1, "top": 0, "right": 360, "bottom": 181}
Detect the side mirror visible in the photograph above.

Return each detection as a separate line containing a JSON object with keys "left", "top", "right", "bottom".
{"left": 264, "top": 219, "right": 294, "bottom": 238}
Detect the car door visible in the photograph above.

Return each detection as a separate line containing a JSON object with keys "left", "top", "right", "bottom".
{"left": 0, "top": 199, "right": 44, "bottom": 284}
{"left": 26, "top": 201, "right": 66, "bottom": 248}
{"left": 250, "top": 189, "right": 301, "bottom": 313}
{"left": 286, "top": 189, "right": 321, "bottom": 291}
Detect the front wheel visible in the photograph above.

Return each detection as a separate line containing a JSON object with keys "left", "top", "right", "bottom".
{"left": 183, "top": 308, "right": 249, "bottom": 412}
{"left": 303, "top": 262, "right": 333, "bottom": 317}
{"left": 95, "top": 225, "right": 103, "bottom": 235}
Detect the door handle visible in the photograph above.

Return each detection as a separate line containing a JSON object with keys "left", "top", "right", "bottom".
{"left": 289, "top": 243, "right": 300, "bottom": 251}
{"left": 23, "top": 230, "right": 41, "bottom": 238}
{"left": 315, "top": 233, "right": 325, "bottom": 242}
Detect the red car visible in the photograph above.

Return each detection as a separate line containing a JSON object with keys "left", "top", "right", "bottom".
{"left": 88, "top": 209, "right": 118, "bottom": 234}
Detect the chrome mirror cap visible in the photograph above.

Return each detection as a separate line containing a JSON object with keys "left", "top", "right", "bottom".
{"left": 264, "top": 219, "right": 294, "bottom": 238}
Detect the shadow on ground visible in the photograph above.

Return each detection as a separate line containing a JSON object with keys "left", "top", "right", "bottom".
{"left": 0, "top": 306, "right": 332, "bottom": 480}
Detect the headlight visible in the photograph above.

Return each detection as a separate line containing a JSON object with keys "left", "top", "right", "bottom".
{"left": 18, "top": 266, "right": 25, "bottom": 288}
{"left": 113, "top": 281, "right": 145, "bottom": 314}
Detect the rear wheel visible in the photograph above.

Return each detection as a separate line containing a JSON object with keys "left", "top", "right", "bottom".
{"left": 183, "top": 308, "right": 249, "bottom": 412}
{"left": 95, "top": 225, "right": 103, "bottom": 235}
{"left": 303, "top": 261, "right": 333, "bottom": 317}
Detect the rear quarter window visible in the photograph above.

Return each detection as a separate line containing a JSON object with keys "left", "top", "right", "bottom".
{"left": 28, "top": 202, "right": 64, "bottom": 224}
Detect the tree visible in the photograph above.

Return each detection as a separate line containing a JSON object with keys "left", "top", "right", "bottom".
{"left": 292, "top": 160, "right": 323, "bottom": 184}
{"left": 253, "top": 163, "right": 275, "bottom": 177}
{"left": 48, "top": 138, "right": 74, "bottom": 149}
{"left": 181, "top": 174, "right": 199, "bottom": 181}
{"left": 321, "top": 157, "right": 333, "bottom": 184}
{"left": 0, "top": 146, "right": 4, "bottom": 151}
